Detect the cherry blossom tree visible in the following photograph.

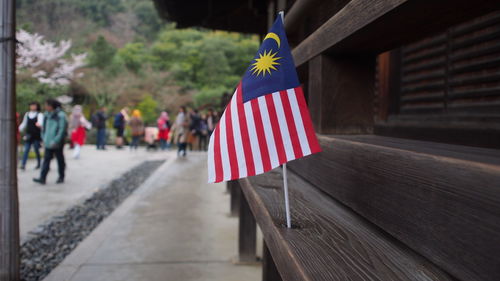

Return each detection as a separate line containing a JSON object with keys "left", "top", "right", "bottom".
{"left": 16, "top": 29, "right": 87, "bottom": 86}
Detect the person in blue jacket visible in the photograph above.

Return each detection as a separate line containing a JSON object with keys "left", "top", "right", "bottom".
{"left": 33, "top": 99, "right": 67, "bottom": 185}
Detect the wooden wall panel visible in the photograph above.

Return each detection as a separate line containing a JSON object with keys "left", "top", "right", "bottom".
{"left": 308, "top": 54, "right": 375, "bottom": 134}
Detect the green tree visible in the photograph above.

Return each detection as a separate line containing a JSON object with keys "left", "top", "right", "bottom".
{"left": 133, "top": 1, "right": 163, "bottom": 40}
{"left": 16, "top": 78, "right": 68, "bottom": 114}
{"left": 118, "top": 42, "right": 145, "bottom": 73}
{"left": 149, "top": 28, "right": 258, "bottom": 91}
{"left": 136, "top": 95, "right": 158, "bottom": 125}
{"left": 194, "top": 86, "right": 229, "bottom": 108}
{"left": 88, "top": 36, "right": 117, "bottom": 70}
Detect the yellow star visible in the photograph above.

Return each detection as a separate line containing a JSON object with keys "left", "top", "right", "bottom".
{"left": 250, "top": 50, "right": 281, "bottom": 77}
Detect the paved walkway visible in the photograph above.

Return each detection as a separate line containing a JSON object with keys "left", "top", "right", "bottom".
{"left": 43, "top": 152, "right": 260, "bottom": 281}
{"left": 18, "top": 145, "right": 167, "bottom": 241}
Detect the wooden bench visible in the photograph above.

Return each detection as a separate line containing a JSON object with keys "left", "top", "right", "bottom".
{"left": 231, "top": 135, "right": 500, "bottom": 281}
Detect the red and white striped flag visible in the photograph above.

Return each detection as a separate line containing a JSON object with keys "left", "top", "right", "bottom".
{"left": 207, "top": 16, "right": 321, "bottom": 183}
{"left": 208, "top": 84, "right": 321, "bottom": 183}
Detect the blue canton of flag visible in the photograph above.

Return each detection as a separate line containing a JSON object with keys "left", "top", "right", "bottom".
{"left": 241, "top": 17, "right": 300, "bottom": 103}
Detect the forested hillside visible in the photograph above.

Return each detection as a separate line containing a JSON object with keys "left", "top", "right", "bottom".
{"left": 16, "top": 0, "right": 259, "bottom": 122}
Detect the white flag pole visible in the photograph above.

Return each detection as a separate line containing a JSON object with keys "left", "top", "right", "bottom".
{"left": 278, "top": 10, "right": 292, "bottom": 229}
{"left": 283, "top": 163, "right": 291, "bottom": 228}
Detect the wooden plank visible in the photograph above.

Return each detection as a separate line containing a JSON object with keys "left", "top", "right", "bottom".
{"left": 288, "top": 135, "right": 500, "bottom": 281}
{"left": 400, "top": 92, "right": 444, "bottom": 103}
{"left": 292, "top": 0, "right": 500, "bottom": 66}
{"left": 451, "top": 29, "right": 500, "bottom": 51}
{"left": 447, "top": 100, "right": 500, "bottom": 115}
{"left": 402, "top": 82, "right": 444, "bottom": 94}
{"left": 399, "top": 103, "right": 444, "bottom": 114}
{"left": 239, "top": 170, "right": 455, "bottom": 281}
{"left": 451, "top": 42, "right": 500, "bottom": 62}
{"left": 229, "top": 180, "right": 241, "bottom": 216}
{"left": 402, "top": 47, "right": 446, "bottom": 65}
{"left": 238, "top": 183, "right": 257, "bottom": 263}
{"left": 308, "top": 54, "right": 375, "bottom": 134}
{"left": 402, "top": 70, "right": 445, "bottom": 85}
{"left": 450, "top": 57, "right": 500, "bottom": 74}
{"left": 450, "top": 87, "right": 500, "bottom": 100}
{"left": 450, "top": 73, "right": 500, "bottom": 87}
{"left": 402, "top": 58, "right": 445, "bottom": 75}
{"left": 452, "top": 11, "right": 500, "bottom": 37}
{"left": 376, "top": 121, "right": 500, "bottom": 148}
{"left": 402, "top": 35, "right": 447, "bottom": 55}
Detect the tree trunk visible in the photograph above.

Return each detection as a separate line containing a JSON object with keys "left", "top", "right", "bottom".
{"left": 0, "top": 0, "right": 20, "bottom": 280}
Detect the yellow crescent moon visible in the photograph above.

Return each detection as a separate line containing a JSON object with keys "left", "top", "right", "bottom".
{"left": 264, "top": 32, "right": 280, "bottom": 48}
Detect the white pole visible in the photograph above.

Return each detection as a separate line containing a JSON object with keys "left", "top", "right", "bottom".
{"left": 278, "top": 10, "right": 291, "bottom": 229}
{"left": 283, "top": 163, "right": 291, "bottom": 228}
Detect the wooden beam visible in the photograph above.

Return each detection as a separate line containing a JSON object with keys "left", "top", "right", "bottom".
{"left": 239, "top": 171, "right": 454, "bottom": 281}
{"left": 308, "top": 54, "right": 375, "bottom": 134}
{"left": 0, "top": 0, "right": 20, "bottom": 280}
{"left": 375, "top": 120, "right": 500, "bottom": 149}
{"left": 376, "top": 50, "right": 402, "bottom": 121}
{"left": 262, "top": 241, "right": 282, "bottom": 281}
{"left": 229, "top": 181, "right": 241, "bottom": 217}
{"left": 283, "top": 0, "right": 323, "bottom": 32}
{"left": 288, "top": 134, "right": 500, "bottom": 281}
{"left": 238, "top": 184, "right": 257, "bottom": 263}
{"left": 292, "top": 0, "right": 500, "bottom": 66}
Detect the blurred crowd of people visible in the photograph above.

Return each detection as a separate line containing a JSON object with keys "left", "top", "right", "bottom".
{"left": 111, "top": 106, "right": 218, "bottom": 156}
{"left": 17, "top": 99, "right": 220, "bottom": 184}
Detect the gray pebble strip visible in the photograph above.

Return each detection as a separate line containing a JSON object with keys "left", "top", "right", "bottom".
{"left": 20, "top": 160, "right": 165, "bottom": 281}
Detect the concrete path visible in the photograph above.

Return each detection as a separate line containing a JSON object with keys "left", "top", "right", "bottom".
{"left": 18, "top": 145, "right": 167, "bottom": 241}
{"left": 43, "top": 152, "right": 261, "bottom": 281}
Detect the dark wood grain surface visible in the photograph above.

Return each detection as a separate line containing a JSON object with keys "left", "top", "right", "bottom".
{"left": 240, "top": 170, "right": 455, "bottom": 281}
{"left": 308, "top": 54, "right": 375, "bottom": 134}
{"left": 292, "top": 0, "right": 500, "bottom": 66}
{"left": 288, "top": 134, "right": 500, "bottom": 281}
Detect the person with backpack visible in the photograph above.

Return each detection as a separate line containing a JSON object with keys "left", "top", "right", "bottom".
{"left": 33, "top": 99, "right": 68, "bottom": 185}
{"left": 18, "top": 101, "right": 44, "bottom": 170}
{"left": 92, "top": 106, "right": 108, "bottom": 150}
{"left": 113, "top": 107, "right": 129, "bottom": 149}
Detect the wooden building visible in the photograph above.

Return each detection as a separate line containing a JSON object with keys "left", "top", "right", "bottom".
{"left": 154, "top": 1, "right": 500, "bottom": 281}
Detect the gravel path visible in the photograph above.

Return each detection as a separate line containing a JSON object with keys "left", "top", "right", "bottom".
{"left": 20, "top": 160, "right": 165, "bottom": 281}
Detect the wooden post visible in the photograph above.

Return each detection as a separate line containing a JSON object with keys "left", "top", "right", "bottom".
{"left": 262, "top": 241, "right": 282, "bottom": 281}
{"left": 238, "top": 189, "right": 257, "bottom": 262}
{"left": 376, "top": 50, "right": 401, "bottom": 121}
{"left": 229, "top": 180, "right": 241, "bottom": 217}
{"left": 0, "top": 0, "right": 20, "bottom": 280}
{"left": 308, "top": 54, "right": 375, "bottom": 134}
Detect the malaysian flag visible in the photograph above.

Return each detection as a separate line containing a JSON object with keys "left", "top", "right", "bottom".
{"left": 207, "top": 16, "right": 321, "bottom": 183}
